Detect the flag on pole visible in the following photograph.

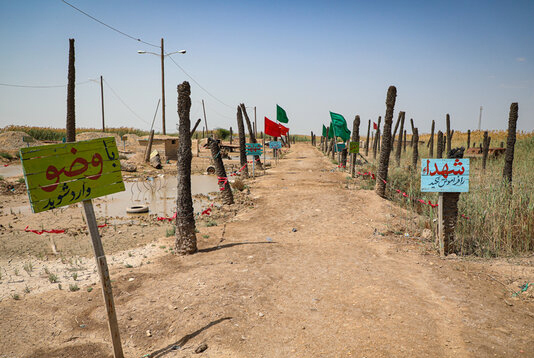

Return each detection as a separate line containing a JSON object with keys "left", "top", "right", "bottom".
{"left": 322, "top": 124, "right": 327, "bottom": 137}
{"left": 373, "top": 122, "right": 378, "bottom": 130}
{"left": 279, "top": 123, "right": 289, "bottom": 136}
{"left": 329, "top": 112, "right": 351, "bottom": 141}
{"left": 264, "top": 117, "right": 281, "bottom": 137}
{"left": 276, "top": 105, "right": 289, "bottom": 123}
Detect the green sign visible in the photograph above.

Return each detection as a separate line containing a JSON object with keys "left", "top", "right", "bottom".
{"left": 349, "top": 142, "right": 359, "bottom": 154}
{"left": 20, "top": 137, "right": 125, "bottom": 213}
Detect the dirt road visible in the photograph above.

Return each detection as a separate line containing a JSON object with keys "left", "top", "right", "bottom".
{"left": 1, "top": 143, "right": 533, "bottom": 357}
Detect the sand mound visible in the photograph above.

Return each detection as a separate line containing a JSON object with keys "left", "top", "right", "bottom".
{"left": 0, "top": 131, "right": 42, "bottom": 151}
{"left": 76, "top": 132, "right": 122, "bottom": 143}
{"left": 122, "top": 133, "right": 140, "bottom": 148}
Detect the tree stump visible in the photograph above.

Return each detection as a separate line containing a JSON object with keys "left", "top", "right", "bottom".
{"left": 174, "top": 81, "right": 197, "bottom": 255}
{"left": 375, "top": 86, "right": 397, "bottom": 198}
{"left": 209, "top": 138, "right": 234, "bottom": 205}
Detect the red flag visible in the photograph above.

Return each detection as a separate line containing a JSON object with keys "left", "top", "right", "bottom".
{"left": 264, "top": 117, "right": 281, "bottom": 137}
{"left": 279, "top": 123, "right": 289, "bottom": 136}
{"left": 373, "top": 122, "right": 378, "bottom": 130}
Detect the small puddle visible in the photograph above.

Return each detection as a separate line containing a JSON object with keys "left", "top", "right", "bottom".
{"left": 2, "top": 174, "right": 220, "bottom": 218}
{"left": 0, "top": 164, "right": 22, "bottom": 178}
{"left": 95, "top": 174, "right": 219, "bottom": 217}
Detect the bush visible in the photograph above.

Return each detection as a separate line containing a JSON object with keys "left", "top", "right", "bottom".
{"left": 214, "top": 128, "right": 230, "bottom": 140}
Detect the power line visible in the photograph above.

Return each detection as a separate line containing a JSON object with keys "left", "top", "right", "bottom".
{"left": 167, "top": 55, "right": 234, "bottom": 110}
{"left": 102, "top": 79, "right": 150, "bottom": 126}
{"left": 61, "top": 0, "right": 236, "bottom": 116}
{"left": 202, "top": 100, "right": 235, "bottom": 121}
{"left": 60, "top": 0, "right": 159, "bottom": 48}
{"left": 0, "top": 80, "right": 91, "bottom": 88}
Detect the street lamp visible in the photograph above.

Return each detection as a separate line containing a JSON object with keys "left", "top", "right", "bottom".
{"left": 138, "top": 38, "right": 186, "bottom": 135}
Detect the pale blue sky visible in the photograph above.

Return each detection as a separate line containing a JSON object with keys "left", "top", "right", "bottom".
{"left": 1, "top": 0, "right": 533, "bottom": 134}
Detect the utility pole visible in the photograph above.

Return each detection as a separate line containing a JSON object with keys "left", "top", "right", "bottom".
{"left": 254, "top": 106, "right": 257, "bottom": 137}
{"left": 161, "top": 38, "right": 166, "bottom": 135}
{"left": 202, "top": 99, "right": 209, "bottom": 135}
{"left": 100, "top": 76, "right": 105, "bottom": 132}
{"left": 478, "top": 106, "right": 482, "bottom": 130}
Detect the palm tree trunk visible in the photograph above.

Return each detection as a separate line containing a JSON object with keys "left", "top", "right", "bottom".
{"left": 236, "top": 106, "right": 249, "bottom": 178}
{"left": 375, "top": 86, "right": 397, "bottom": 198}
{"left": 174, "top": 81, "right": 197, "bottom": 255}
{"left": 503, "top": 103, "right": 518, "bottom": 184}
{"left": 66, "top": 38, "right": 76, "bottom": 142}
{"left": 209, "top": 138, "right": 234, "bottom": 205}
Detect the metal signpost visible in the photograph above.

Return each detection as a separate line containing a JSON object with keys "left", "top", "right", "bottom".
{"left": 421, "top": 158, "right": 469, "bottom": 256}
{"left": 246, "top": 143, "right": 263, "bottom": 178}
{"left": 268, "top": 141, "right": 281, "bottom": 166}
{"left": 20, "top": 138, "right": 125, "bottom": 358}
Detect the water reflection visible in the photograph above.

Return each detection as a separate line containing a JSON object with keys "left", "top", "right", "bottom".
{"left": 97, "top": 174, "right": 219, "bottom": 217}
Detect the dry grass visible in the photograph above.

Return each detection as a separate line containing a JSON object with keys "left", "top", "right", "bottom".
{"left": 0, "top": 125, "right": 149, "bottom": 142}
{"left": 359, "top": 131, "right": 534, "bottom": 257}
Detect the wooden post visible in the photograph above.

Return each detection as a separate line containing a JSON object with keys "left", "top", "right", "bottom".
{"left": 229, "top": 126, "right": 233, "bottom": 144}
{"left": 365, "top": 119, "right": 371, "bottom": 157}
{"left": 403, "top": 129, "right": 407, "bottom": 153}
{"left": 391, "top": 112, "right": 401, "bottom": 148}
{"left": 503, "top": 103, "right": 518, "bottom": 185}
{"left": 375, "top": 86, "right": 397, "bottom": 198}
{"left": 254, "top": 106, "right": 257, "bottom": 138}
{"left": 395, "top": 112, "right": 405, "bottom": 167}
{"left": 482, "top": 131, "right": 490, "bottom": 170}
{"left": 262, "top": 136, "right": 266, "bottom": 175}
{"left": 436, "top": 131, "right": 444, "bottom": 158}
{"left": 412, "top": 128, "right": 419, "bottom": 170}
{"left": 331, "top": 138, "right": 335, "bottom": 160}
{"left": 197, "top": 139, "right": 200, "bottom": 157}
{"left": 351, "top": 115, "right": 360, "bottom": 177}
{"left": 190, "top": 118, "right": 201, "bottom": 136}
{"left": 236, "top": 106, "right": 249, "bottom": 178}
{"left": 202, "top": 99, "right": 209, "bottom": 134}
{"left": 437, "top": 147, "right": 464, "bottom": 256}
{"left": 209, "top": 138, "right": 234, "bottom": 204}
{"left": 467, "top": 129, "right": 471, "bottom": 148}
{"left": 175, "top": 81, "right": 198, "bottom": 255}
{"left": 144, "top": 129, "right": 155, "bottom": 163}
{"left": 409, "top": 118, "right": 415, "bottom": 148}
{"left": 341, "top": 148, "right": 348, "bottom": 169}
{"left": 82, "top": 200, "right": 124, "bottom": 358}
{"left": 429, "top": 120, "right": 435, "bottom": 157}
{"left": 100, "top": 75, "right": 105, "bottom": 132}
{"left": 66, "top": 38, "right": 76, "bottom": 142}
{"left": 240, "top": 103, "right": 262, "bottom": 167}
{"left": 446, "top": 114, "right": 452, "bottom": 153}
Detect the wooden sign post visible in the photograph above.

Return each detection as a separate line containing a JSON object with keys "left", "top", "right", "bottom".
{"left": 421, "top": 158, "right": 469, "bottom": 256}
{"left": 20, "top": 138, "right": 125, "bottom": 358}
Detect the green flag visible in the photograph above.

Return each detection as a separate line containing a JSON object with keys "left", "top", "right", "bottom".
{"left": 329, "top": 111, "right": 351, "bottom": 142}
{"left": 277, "top": 105, "right": 289, "bottom": 123}
{"left": 322, "top": 124, "right": 327, "bottom": 137}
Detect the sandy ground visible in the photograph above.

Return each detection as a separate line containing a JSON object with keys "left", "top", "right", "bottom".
{"left": 0, "top": 143, "right": 533, "bottom": 358}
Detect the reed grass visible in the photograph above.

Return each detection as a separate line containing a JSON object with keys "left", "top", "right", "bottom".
{"left": 1, "top": 125, "right": 149, "bottom": 141}
{"left": 359, "top": 132, "right": 534, "bottom": 257}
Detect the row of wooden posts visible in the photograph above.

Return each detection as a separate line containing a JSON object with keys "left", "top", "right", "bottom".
{"left": 310, "top": 86, "right": 519, "bottom": 256}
